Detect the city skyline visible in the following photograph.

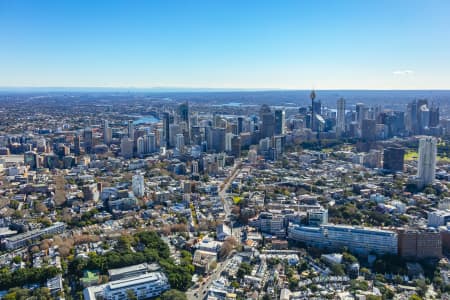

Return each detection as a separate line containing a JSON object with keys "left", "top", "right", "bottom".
{"left": 1, "top": 0, "right": 450, "bottom": 90}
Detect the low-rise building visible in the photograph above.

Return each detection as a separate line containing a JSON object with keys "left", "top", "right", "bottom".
{"left": 83, "top": 272, "right": 169, "bottom": 300}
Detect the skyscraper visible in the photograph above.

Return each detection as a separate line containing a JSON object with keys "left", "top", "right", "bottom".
{"left": 417, "top": 137, "right": 437, "bottom": 187}
{"left": 274, "top": 109, "right": 285, "bottom": 135}
{"left": 260, "top": 105, "right": 275, "bottom": 138}
{"left": 336, "top": 98, "right": 346, "bottom": 137}
{"left": 83, "top": 127, "right": 93, "bottom": 153}
{"left": 237, "top": 116, "right": 244, "bottom": 135}
{"left": 128, "top": 120, "right": 135, "bottom": 140}
{"left": 310, "top": 90, "right": 316, "bottom": 130}
{"left": 103, "top": 120, "right": 112, "bottom": 145}
{"left": 383, "top": 147, "right": 405, "bottom": 172}
{"left": 161, "top": 112, "right": 170, "bottom": 147}
{"left": 361, "top": 119, "right": 376, "bottom": 141}
{"left": 178, "top": 101, "right": 190, "bottom": 144}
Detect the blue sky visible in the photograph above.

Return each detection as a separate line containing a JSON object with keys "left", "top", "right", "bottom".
{"left": 0, "top": 0, "right": 449, "bottom": 89}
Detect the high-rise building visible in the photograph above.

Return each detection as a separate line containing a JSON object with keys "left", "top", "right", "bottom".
{"left": 178, "top": 102, "right": 190, "bottom": 145}
{"left": 225, "top": 132, "right": 234, "bottom": 152}
{"left": 136, "top": 137, "right": 145, "bottom": 155}
{"left": 336, "top": 98, "right": 346, "bottom": 137}
{"left": 274, "top": 109, "right": 285, "bottom": 135}
{"left": 310, "top": 90, "right": 316, "bottom": 130}
{"left": 430, "top": 104, "right": 440, "bottom": 127}
{"left": 24, "top": 151, "right": 39, "bottom": 170}
{"left": 145, "top": 133, "right": 156, "bottom": 153}
{"left": 103, "top": 120, "right": 112, "bottom": 145}
{"left": 169, "top": 124, "right": 180, "bottom": 148}
{"left": 120, "top": 137, "right": 134, "bottom": 159}
{"left": 231, "top": 136, "right": 241, "bottom": 158}
{"left": 211, "top": 127, "right": 226, "bottom": 153}
{"left": 361, "top": 119, "right": 376, "bottom": 141}
{"left": 383, "top": 147, "right": 405, "bottom": 172}
{"left": 176, "top": 133, "right": 184, "bottom": 151}
{"left": 161, "top": 112, "right": 170, "bottom": 147}
{"left": 132, "top": 173, "right": 145, "bottom": 197}
{"left": 237, "top": 116, "right": 244, "bottom": 135}
{"left": 73, "top": 134, "right": 81, "bottom": 155}
{"left": 260, "top": 105, "right": 275, "bottom": 138}
{"left": 83, "top": 128, "right": 93, "bottom": 154}
{"left": 417, "top": 137, "right": 437, "bottom": 187}
{"left": 128, "top": 120, "right": 135, "bottom": 140}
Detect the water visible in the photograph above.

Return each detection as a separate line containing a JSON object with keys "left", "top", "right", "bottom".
{"left": 133, "top": 116, "right": 160, "bottom": 125}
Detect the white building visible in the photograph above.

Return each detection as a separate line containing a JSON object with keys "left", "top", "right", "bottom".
{"left": 307, "top": 208, "right": 328, "bottom": 226}
{"left": 288, "top": 224, "right": 398, "bottom": 255}
{"left": 176, "top": 133, "right": 184, "bottom": 150}
{"left": 336, "top": 98, "right": 346, "bottom": 137}
{"left": 136, "top": 137, "right": 145, "bottom": 155}
{"left": 132, "top": 174, "right": 145, "bottom": 197}
{"left": 83, "top": 272, "right": 169, "bottom": 300}
{"left": 3, "top": 222, "right": 66, "bottom": 250}
{"left": 417, "top": 136, "right": 437, "bottom": 187}
{"left": 428, "top": 210, "right": 450, "bottom": 227}
{"left": 225, "top": 132, "right": 234, "bottom": 152}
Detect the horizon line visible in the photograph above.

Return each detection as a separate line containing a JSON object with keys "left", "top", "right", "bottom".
{"left": 1, "top": 86, "right": 450, "bottom": 93}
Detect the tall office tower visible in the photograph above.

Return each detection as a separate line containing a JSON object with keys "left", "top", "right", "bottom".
{"left": 83, "top": 127, "right": 93, "bottom": 153}
{"left": 260, "top": 105, "right": 275, "bottom": 138}
{"left": 336, "top": 98, "right": 346, "bottom": 137}
{"left": 274, "top": 109, "right": 285, "bottom": 135}
{"left": 73, "top": 134, "right": 81, "bottom": 155}
{"left": 429, "top": 104, "right": 440, "bottom": 127}
{"left": 169, "top": 124, "right": 180, "bottom": 148}
{"left": 145, "top": 133, "right": 156, "bottom": 153}
{"left": 132, "top": 173, "right": 145, "bottom": 197}
{"left": 273, "top": 135, "right": 285, "bottom": 156}
{"left": 161, "top": 112, "right": 170, "bottom": 147}
{"left": 310, "top": 90, "right": 316, "bottom": 130}
{"left": 176, "top": 133, "right": 184, "bottom": 151}
{"left": 120, "top": 137, "right": 134, "bottom": 159}
{"left": 383, "top": 147, "right": 405, "bottom": 172}
{"left": 225, "top": 132, "right": 234, "bottom": 152}
{"left": 211, "top": 127, "right": 226, "bottom": 152}
{"left": 361, "top": 119, "right": 377, "bottom": 141}
{"left": 103, "top": 120, "right": 112, "bottom": 145}
{"left": 355, "top": 103, "right": 365, "bottom": 127}
{"left": 313, "top": 99, "right": 322, "bottom": 117}
{"left": 178, "top": 101, "right": 190, "bottom": 144}
{"left": 231, "top": 136, "right": 241, "bottom": 158}
{"left": 178, "top": 101, "right": 189, "bottom": 121}
{"left": 417, "top": 137, "right": 437, "bottom": 187}
{"left": 24, "top": 151, "right": 39, "bottom": 170}
{"left": 237, "top": 116, "right": 244, "bottom": 135}
{"left": 136, "top": 137, "right": 145, "bottom": 155}
{"left": 406, "top": 101, "right": 418, "bottom": 133}
{"left": 128, "top": 120, "right": 135, "bottom": 140}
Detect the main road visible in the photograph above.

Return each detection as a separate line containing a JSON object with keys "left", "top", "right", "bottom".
{"left": 186, "top": 162, "right": 244, "bottom": 300}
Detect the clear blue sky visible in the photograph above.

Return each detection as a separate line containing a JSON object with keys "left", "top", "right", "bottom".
{"left": 1, "top": 0, "right": 449, "bottom": 89}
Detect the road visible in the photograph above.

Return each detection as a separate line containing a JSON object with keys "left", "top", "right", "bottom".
{"left": 186, "top": 163, "right": 243, "bottom": 300}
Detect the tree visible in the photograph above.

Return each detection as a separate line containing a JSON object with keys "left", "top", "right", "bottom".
{"left": 237, "top": 262, "right": 252, "bottom": 279}
{"left": 218, "top": 237, "right": 237, "bottom": 260}
{"left": 126, "top": 289, "right": 137, "bottom": 300}
{"left": 161, "top": 289, "right": 187, "bottom": 300}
